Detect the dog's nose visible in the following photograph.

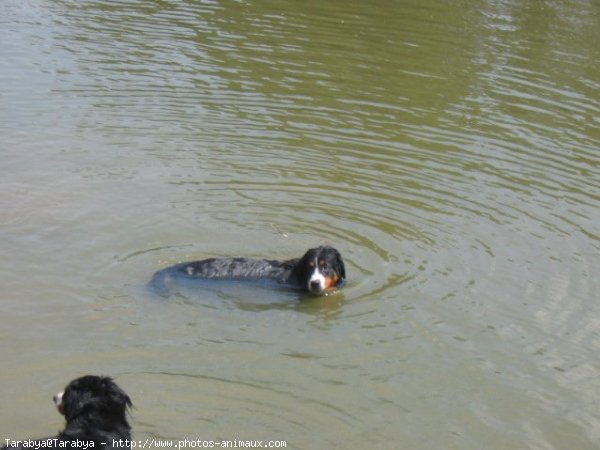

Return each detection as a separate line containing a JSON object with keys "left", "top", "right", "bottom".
{"left": 54, "top": 391, "right": 65, "bottom": 415}
{"left": 310, "top": 280, "right": 322, "bottom": 291}
{"left": 53, "top": 392, "right": 63, "bottom": 406}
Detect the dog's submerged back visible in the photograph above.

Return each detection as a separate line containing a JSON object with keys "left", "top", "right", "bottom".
{"left": 150, "top": 246, "right": 346, "bottom": 296}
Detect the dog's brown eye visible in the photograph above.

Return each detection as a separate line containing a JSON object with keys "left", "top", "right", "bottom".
{"left": 308, "top": 261, "right": 315, "bottom": 268}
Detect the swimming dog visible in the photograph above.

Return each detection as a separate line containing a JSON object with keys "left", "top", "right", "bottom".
{"left": 150, "top": 246, "right": 346, "bottom": 295}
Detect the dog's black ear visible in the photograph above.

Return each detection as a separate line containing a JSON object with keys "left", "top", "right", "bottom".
{"left": 335, "top": 251, "right": 346, "bottom": 282}
{"left": 291, "top": 248, "right": 314, "bottom": 284}
{"left": 102, "top": 377, "right": 133, "bottom": 413}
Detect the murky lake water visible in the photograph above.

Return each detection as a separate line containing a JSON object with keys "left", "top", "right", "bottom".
{"left": 1, "top": 0, "right": 599, "bottom": 448}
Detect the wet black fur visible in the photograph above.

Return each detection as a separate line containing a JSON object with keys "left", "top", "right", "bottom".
{"left": 150, "top": 246, "right": 346, "bottom": 295}
{"left": 2, "top": 376, "right": 132, "bottom": 450}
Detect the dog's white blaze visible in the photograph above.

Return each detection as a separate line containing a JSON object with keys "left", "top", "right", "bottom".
{"left": 54, "top": 391, "right": 64, "bottom": 406}
{"left": 308, "top": 265, "right": 326, "bottom": 292}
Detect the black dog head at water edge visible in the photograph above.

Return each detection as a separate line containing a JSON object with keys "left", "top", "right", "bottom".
{"left": 291, "top": 246, "right": 346, "bottom": 294}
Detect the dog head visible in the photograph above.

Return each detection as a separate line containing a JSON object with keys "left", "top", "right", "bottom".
{"left": 294, "top": 246, "right": 346, "bottom": 294}
{"left": 53, "top": 375, "right": 132, "bottom": 422}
